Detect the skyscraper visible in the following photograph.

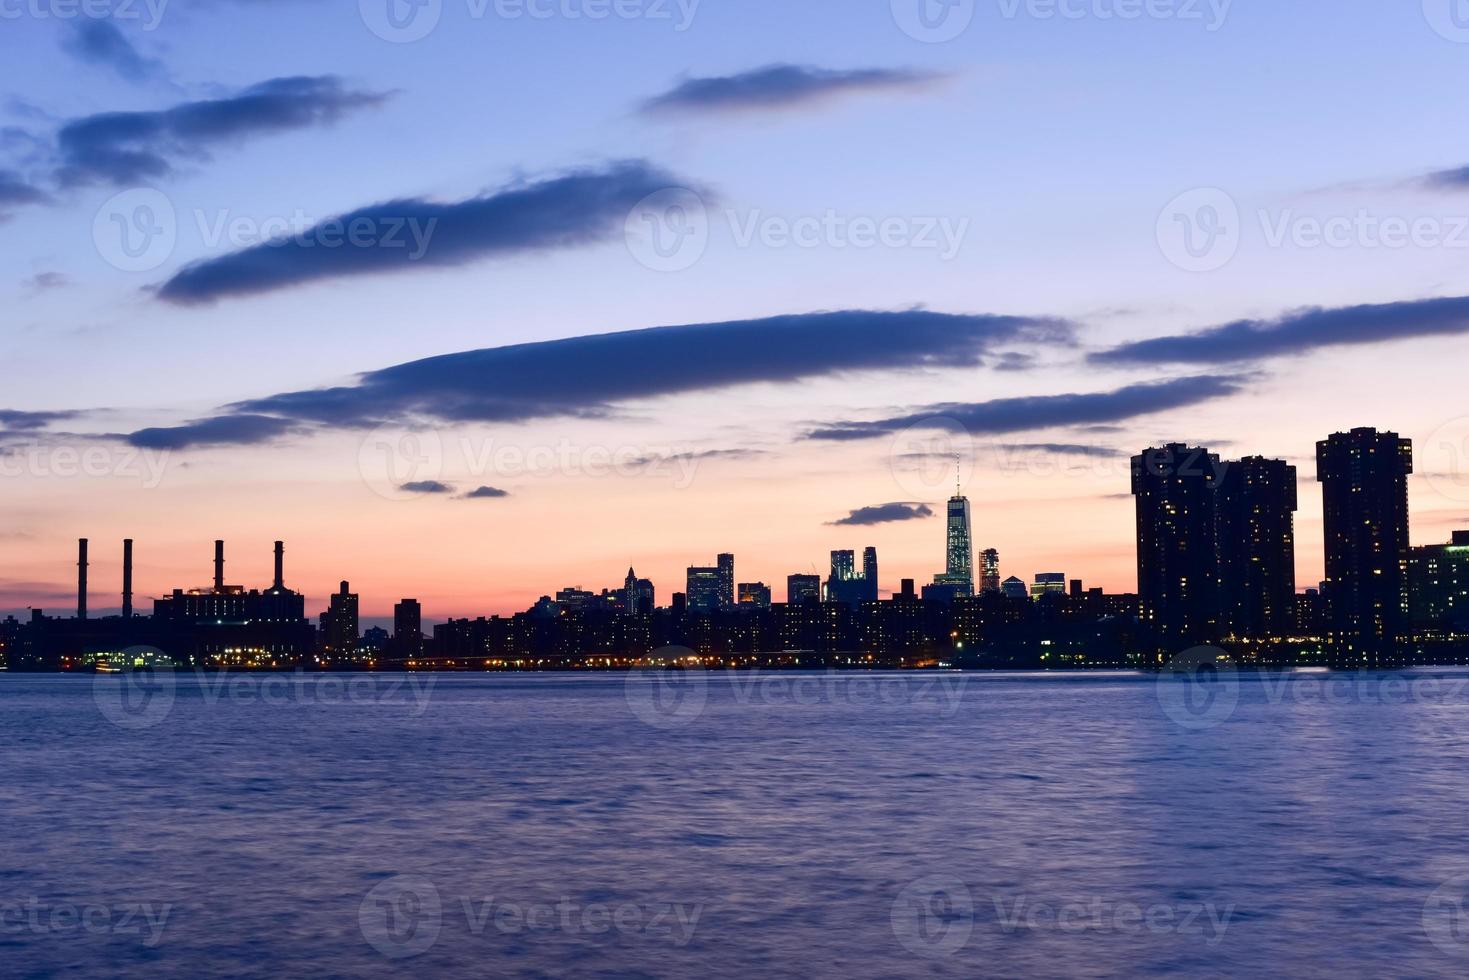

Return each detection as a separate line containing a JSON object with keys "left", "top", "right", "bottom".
{"left": 1031, "top": 573, "right": 1067, "bottom": 600}
{"left": 1217, "top": 456, "right": 1298, "bottom": 639}
{"left": 830, "top": 550, "right": 856, "bottom": 583}
{"left": 980, "top": 548, "right": 1001, "bottom": 594}
{"left": 717, "top": 553, "right": 735, "bottom": 611}
{"left": 787, "top": 574, "right": 821, "bottom": 605}
{"left": 686, "top": 565, "right": 723, "bottom": 614}
{"left": 933, "top": 467, "right": 974, "bottom": 597}
{"left": 1317, "top": 428, "right": 1413, "bottom": 664}
{"left": 393, "top": 598, "right": 423, "bottom": 656}
{"left": 862, "top": 547, "right": 879, "bottom": 601}
{"left": 1132, "top": 444, "right": 1224, "bottom": 651}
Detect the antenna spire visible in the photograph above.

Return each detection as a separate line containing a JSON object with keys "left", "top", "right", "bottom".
{"left": 955, "top": 453, "right": 962, "bottom": 497}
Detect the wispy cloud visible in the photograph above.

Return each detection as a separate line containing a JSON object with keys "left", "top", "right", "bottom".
{"left": 0, "top": 409, "right": 83, "bottom": 432}
{"left": 154, "top": 161, "right": 694, "bottom": 304}
{"left": 1421, "top": 166, "right": 1469, "bottom": 190}
{"left": 829, "top": 502, "right": 934, "bottom": 526}
{"left": 806, "top": 375, "right": 1250, "bottom": 442}
{"left": 61, "top": 20, "right": 167, "bottom": 84}
{"left": 123, "top": 309, "right": 1072, "bottom": 448}
{"left": 0, "top": 169, "right": 51, "bottom": 220}
{"left": 56, "top": 76, "right": 388, "bottom": 187}
{"left": 641, "top": 64, "right": 945, "bottom": 116}
{"left": 127, "top": 414, "right": 301, "bottom": 450}
{"left": 1091, "top": 295, "right": 1469, "bottom": 366}
{"left": 401, "top": 480, "right": 455, "bottom": 495}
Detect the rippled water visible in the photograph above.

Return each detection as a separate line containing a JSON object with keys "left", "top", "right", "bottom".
{"left": 5, "top": 669, "right": 1469, "bottom": 978}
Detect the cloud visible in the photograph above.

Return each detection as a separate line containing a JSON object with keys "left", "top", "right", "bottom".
{"left": 1091, "top": 295, "right": 1469, "bottom": 366}
{"left": 154, "top": 161, "right": 693, "bottom": 304}
{"left": 56, "top": 76, "right": 387, "bottom": 187}
{"left": 62, "top": 20, "right": 166, "bottom": 83}
{"left": 126, "top": 414, "right": 301, "bottom": 450}
{"left": 0, "top": 169, "right": 51, "bottom": 219}
{"left": 1004, "top": 443, "right": 1122, "bottom": 457}
{"left": 401, "top": 480, "right": 454, "bottom": 495}
{"left": 22, "top": 271, "right": 69, "bottom": 292}
{"left": 461, "top": 485, "right": 509, "bottom": 499}
{"left": 641, "top": 64, "right": 945, "bottom": 116}
{"left": 0, "top": 409, "right": 82, "bottom": 431}
{"left": 624, "top": 448, "right": 769, "bottom": 467}
{"left": 117, "top": 309, "right": 1070, "bottom": 448}
{"left": 829, "top": 502, "right": 934, "bottom": 526}
{"left": 806, "top": 374, "right": 1250, "bottom": 441}
{"left": 992, "top": 352, "right": 1037, "bottom": 372}
{"left": 1422, "top": 166, "right": 1469, "bottom": 190}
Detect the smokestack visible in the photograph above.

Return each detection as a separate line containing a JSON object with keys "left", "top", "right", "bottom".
{"left": 214, "top": 539, "right": 225, "bottom": 592}
{"left": 273, "top": 541, "right": 285, "bottom": 590}
{"left": 77, "top": 538, "right": 89, "bottom": 620}
{"left": 122, "top": 539, "right": 133, "bottom": 619}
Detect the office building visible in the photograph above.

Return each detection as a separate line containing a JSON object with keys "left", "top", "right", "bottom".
{"left": 1132, "top": 444, "right": 1224, "bottom": 649}
{"left": 1317, "top": 428, "right": 1413, "bottom": 663}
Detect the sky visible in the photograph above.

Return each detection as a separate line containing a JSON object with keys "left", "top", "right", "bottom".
{"left": 3, "top": 0, "right": 1469, "bottom": 623}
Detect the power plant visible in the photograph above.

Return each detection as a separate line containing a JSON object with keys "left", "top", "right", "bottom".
{"left": 7, "top": 538, "right": 316, "bottom": 670}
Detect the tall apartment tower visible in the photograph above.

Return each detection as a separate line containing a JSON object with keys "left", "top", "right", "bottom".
{"left": 1316, "top": 428, "right": 1413, "bottom": 664}
{"left": 1217, "top": 456, "right": 1298, "bottom": 639}
{"left": 1132, "top": 444, "right": 1224, "bottom": 651}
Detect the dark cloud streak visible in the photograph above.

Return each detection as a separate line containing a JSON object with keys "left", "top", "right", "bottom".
{"left": 1092, "top": 296, "right": 1469, "bottom": 366}
{"left": 641, "top": 64, "right": 944, "bottom": 115}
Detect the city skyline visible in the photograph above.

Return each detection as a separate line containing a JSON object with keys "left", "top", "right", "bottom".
{"left": 12, "top": 424, "right": 1460, "bottom": 640}
{"left": 4, "top": 3, "right": 1469, "bottom": 622}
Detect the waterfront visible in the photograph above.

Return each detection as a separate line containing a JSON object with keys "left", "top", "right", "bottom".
{"left": 3, "top": 670, "right": 1469, "bottom": 978}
